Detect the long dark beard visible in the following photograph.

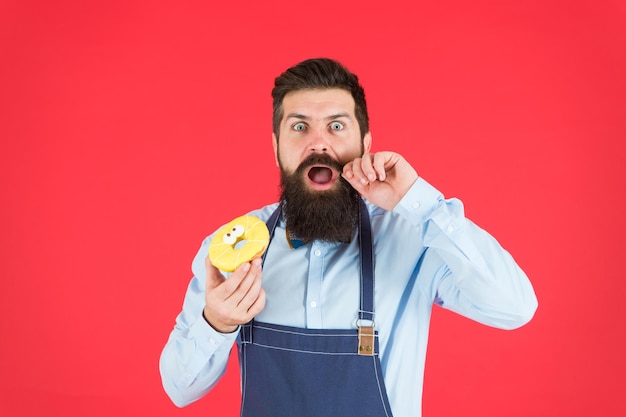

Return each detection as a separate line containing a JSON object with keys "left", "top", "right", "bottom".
{"left": 280, "top": 154, "right": 360, "bottom": 243}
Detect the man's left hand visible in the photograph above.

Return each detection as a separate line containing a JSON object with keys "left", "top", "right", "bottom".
{"left": 342, "top": 151, "right": 418, "bottom": 211}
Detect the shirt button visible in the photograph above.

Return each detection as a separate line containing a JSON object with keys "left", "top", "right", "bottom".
{"left": 447, "top": 225, "right": 454, "bottom": 233}
{"left": 411, "top": 201, "right": 420, "bottom": 209}
{"left": 208, "top": 338, "right": 216, "bottom": 346}
{"left": 314, "top": 249, "right": 321, "bottom": 256}
{"left": 310, "top": 301, "right": 317, "bottom": 308}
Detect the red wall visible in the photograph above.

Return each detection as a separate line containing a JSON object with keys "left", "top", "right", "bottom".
{"left": 1, "top": 1, "right": 625, "bottom": 416}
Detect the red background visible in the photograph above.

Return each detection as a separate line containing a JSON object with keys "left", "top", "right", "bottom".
{"left": 1, "top": 1, "right": 625, "bottom": 416}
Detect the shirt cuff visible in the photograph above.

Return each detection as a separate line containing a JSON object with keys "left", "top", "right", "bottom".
{"left": 393, "top": 176, "right": 444, "bottom": 225}
{"left": 188, "top": 313, "right": 240, "bottom": 356}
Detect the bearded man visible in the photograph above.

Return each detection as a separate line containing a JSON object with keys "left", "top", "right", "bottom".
{"left": 160, "top": 58, "right": 538, "bottom": 417}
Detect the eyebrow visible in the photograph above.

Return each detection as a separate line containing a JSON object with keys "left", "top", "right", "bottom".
{"left": 285, "top": 112, "right": 353, "bottom": 121}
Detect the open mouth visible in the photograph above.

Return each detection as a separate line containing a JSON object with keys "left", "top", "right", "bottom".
{"left": 306, "top": 165, "right": 336, "bottom": 189}
{"left": 308, "top": 166, "right": 333, "bottom": 184}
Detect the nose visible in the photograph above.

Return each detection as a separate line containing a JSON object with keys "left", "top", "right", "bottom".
{"left": 310, "top": 143, "right": 328, "bottom": 153}
{"left": 308, "top": 127, "right": 329, "bottom": 153}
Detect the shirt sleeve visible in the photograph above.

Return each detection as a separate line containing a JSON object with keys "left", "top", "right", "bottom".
{"left": 159, "top": 236, "right": 239, "bottom": 407}
{"left": 159, "top": 205, "right": 279, "bottom": 406}
{"left": 393, "top": 177, "right": 538, "bottom": 330}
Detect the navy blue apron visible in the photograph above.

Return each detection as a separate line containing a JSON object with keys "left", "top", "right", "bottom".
{"left": 238, "top": 200, "right": 394, "bottom": 417}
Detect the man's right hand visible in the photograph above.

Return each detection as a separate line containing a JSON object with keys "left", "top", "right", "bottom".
{"left": 203, "top": 257, "right": 266, "bottom": 333}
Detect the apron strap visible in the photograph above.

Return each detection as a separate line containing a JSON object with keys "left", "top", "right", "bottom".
{"left": 262, "top": 204, "right": 282, "bottom": 264}
{"left": 358, "top": 199, "right": 375, "bottom": 324}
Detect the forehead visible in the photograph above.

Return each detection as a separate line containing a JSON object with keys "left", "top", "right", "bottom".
{"left": 282, "top": 88, "right": 355, "bottom": 119}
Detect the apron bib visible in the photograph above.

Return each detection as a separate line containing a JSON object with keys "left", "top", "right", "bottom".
{"left": 238, "top": 201, "right": 394, "bottom": 417}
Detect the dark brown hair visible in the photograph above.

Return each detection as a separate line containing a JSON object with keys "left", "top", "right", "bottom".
{"left": 272, "top": 58, "right": 369, "bottom": 139}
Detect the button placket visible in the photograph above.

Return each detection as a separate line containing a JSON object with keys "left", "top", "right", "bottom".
{"left": 306, "top": 244, "right": 324, "bottom": 328}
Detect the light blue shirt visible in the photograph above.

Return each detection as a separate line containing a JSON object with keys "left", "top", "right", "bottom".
{"left": 160, "top": 177, "right": 538, "bottom": 416}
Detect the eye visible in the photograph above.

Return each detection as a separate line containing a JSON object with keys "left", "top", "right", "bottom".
{"left": 330, "top": 121, "right": 344, "bottom": 131}
{"left": 222, "top": 232, "right": 237, "bottom": 245}
{"left": 231, "top": 225, "right": 244, "bottom": 238}
{"left": 293, "top": 122, "right": 306, "bottom": 131}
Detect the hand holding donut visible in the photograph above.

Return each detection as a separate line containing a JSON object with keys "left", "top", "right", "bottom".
{"left": 204, "top": 215, "right": 270, "bottom": 333}
{"left": 342, "top": 151, "right": 418, "bottom": 211}
{"left": 203, "top": 257, "right": 266, "bottom": 333}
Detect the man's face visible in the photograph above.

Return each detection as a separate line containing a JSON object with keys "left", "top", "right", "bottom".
{"left": 273, "top": 88, "right": 372, "bottom": 190}
{"left": 273, "top": 88, "right": 372, "bottom": 242}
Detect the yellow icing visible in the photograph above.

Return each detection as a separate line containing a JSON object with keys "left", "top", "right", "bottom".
{"left": 208, "top": 215, "right": 270, "bottom": 272}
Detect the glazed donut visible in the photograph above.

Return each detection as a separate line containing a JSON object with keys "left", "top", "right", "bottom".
{"left": 208, "top": 215, "right": 270, "bottom": 272}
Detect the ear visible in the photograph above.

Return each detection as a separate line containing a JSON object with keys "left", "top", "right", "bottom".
{"left": 272, "top": 133, "right": 280, "bottom": 167}
{"left": 363, "top": 131, "right": 372, "bottom": 154}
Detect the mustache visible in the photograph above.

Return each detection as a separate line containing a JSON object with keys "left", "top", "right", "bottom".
{"left": 295, "top": 153, "right": 344, "bottom": 175}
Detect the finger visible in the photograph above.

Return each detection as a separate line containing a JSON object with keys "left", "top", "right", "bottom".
{"left": 219, "top": 261, "right": 254, "bottom": 297}
{"left": 342, "top": 159, "right": 366, "bottom": 191}
{"left": 360, "top": 153, "right": 377, "bottom": 183}
{"left": 342, "top": 158, "right": 358, "bottom": 179}
{"left": 230, "top": 258, "right": 263, "bottom": 307}
{"left": 227, "top": 264, "right": 265, "bottom": 324}
{"left": 236, "top": 267, "right": 264, "bottom": 311}
{"left": 240, "top": 258, "right": 263, "bottom": 306}
{"left": 372, "top": 152, "right": 389, "bottom": 181}
{"left": 231, "top": 289, "right": 265, "bottom": 326}
{"left": 206, "top": 263, "right": 249, "bottom": 304}
{"left": 247, "top": 287, "right": 266, "bottom": 317}
{"left": 350, "top": 157, "right": 370, "bottom": 186}
{"left": 342, "top": 159, "right": 355, "bottom": 183}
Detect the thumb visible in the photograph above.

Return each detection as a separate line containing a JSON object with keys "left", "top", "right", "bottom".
{"left": 341, "top": 162, "right": 368, "bottom": 195}
{"left": 204, "top": 256, "right": 225, "bottom": 289}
